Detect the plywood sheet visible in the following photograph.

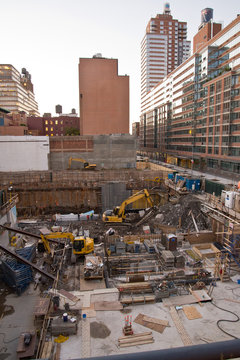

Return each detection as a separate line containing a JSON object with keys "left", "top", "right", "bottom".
{"left": 34, "top": 298, "right": 50, "bottom": 316}
{"left": 183, "top": 306, "right": 202, "bottom": 320}
{"left": 94, "top": 301, "right": 123, "bottom": 311}
{"left": 142, "top": 315, "right": 169, "bottom": 327}
{"left": 162, "top": 290, "right": 211, "bottom": 307}
{"left": 81, "top": 303, "right": 96, "bottom": 318}
{"left": 134, "top": 313, "right": 167, "bottom": 333}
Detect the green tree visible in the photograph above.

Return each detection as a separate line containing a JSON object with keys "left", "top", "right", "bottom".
{"left": 64, "top": 127, "right": 80, "bottom": 136}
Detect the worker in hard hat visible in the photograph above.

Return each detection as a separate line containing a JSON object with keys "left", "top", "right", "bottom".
{"left": 238, "top": 181, "right": 240, "bottom": 191}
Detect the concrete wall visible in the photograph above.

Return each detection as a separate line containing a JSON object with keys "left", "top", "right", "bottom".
{"left": 0, "top": 136, "right": 49, "bottom": 171}
{"left": 101, "top": 183, "right": 131, "bottom": 212}
{"left": 49, "top": 134, "right": 136, "bottom": 170}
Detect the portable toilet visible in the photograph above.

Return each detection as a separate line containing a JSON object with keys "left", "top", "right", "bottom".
{"left": 225, "top": 191, "right": 235, "bottom": 209}
{"left": 166, "top": 234, "right": 177, "bottom": 251}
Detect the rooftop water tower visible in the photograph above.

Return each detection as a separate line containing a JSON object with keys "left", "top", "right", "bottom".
{"left": 201, "top": 8, "right": 213, "bottom": 25}
{"left": 56, "top": 104, "right": 62, "bottom": 115}
{"left": 163, "top": 2, "right": 171, "bottom": 15}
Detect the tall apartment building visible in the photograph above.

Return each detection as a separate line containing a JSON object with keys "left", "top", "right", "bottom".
{"left": 140, "top": 13, "right": 240, "bottom": 175}
{"left": 0, "top": 65, "right": 39, "bottom": 115}
{"left": 141, "top": 3, "right": 191, "bottom": 102}
{"left": 79, "top": 55, "right": 129, "bottom": 135}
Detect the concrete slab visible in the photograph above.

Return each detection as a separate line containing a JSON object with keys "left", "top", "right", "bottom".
{"left": 59, "top": 280, "right": 240, "bottom": 359}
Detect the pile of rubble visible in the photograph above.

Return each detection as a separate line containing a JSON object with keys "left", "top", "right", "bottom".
{"left": 151, "top": 194, "right": 211, "bottom": 232}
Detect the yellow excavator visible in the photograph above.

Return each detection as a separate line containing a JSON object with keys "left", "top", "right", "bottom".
{"left": 40, "top": 232, "right": 94, "bottom": 262}
{"left": 68, "top": 157, "right": 96, "bottom": 170}
{"left": 0, "top": 225, "right": 94, "bottom": 263}
{"left": 102, "top": 189, "right": 154, "bottom": 223}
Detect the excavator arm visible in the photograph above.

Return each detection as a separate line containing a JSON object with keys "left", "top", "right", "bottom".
{"left": 117, "top": 189, "right": 153, "bottom": 218}
{"left": 102, "top": 189, "right": 154, "bottom": 222}
{"left": 68, "top": 157, "right": 96, "bottom": 170}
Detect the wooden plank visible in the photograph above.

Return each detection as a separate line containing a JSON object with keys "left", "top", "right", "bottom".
{"left": 94, "top": 301, "right": 123, "bottom": 311}
{"left": 183, "top": 306, "right": 202, "bottom": 320}
{"left": 189, "top": 288, "right": 203, "bottom": 307}
{"left": 54, "top": 343, "right": 61, "bottom": 360}
{"left": 142, "top": 315, "right": 169, "bottom": 327}
{"left": 59, "top": 289, "right": 79, "bottom": 303}
{"left": 119, "top": 335, "right": 153, "bottom": 343}
{"left": 41, "top": 341, "right": 53, "bottom": 359}
{"left": 118, "top": 332, "right": 152, "bottom": 341}
{"left": 119, "top": 339, "right": 154, "bottom": 347}
{"left": 169, "top": 306, "right": 193, "bottom": 346}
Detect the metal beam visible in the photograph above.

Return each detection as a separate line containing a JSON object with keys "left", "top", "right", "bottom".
{"left": 0, "top": 225, "right": 60, "bottom": 244}
{"left": 0, "top": 244, "right": 56, "bottom": 281}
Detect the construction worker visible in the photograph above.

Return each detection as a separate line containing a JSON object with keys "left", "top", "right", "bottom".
{"left": 238, "top": 180, "right": 240, "bottom": 191}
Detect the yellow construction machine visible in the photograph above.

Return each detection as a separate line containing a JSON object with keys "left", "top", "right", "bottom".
{"left": 68, "top": 157, "right": 96, "bottom": 170}
{"left": 40, "top": 232, "right": 94, "bottom": 263}
{"left": 102, "top": 189, "right": 154, "bottom": 223}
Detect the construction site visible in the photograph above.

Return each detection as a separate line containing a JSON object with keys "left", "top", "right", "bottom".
{"left": 1, "top": 160, "right": 240, "bottom": 360}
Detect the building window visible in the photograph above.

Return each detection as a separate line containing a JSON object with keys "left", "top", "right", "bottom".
{"left": 45, "top": 127, "right": 48, "bottom": 131}
{"left": 51, "top": 133, "right": 53, "bottom": 136}
{"left": 50, "top": 120, "right": 53, "bottom": 124}
{"left": 45, "top": 120, "right": 48, "bottom": 125}
{"left": 51, "top": 127, "right": 53, "bottom": 131}
{"left": 55, "top": 120, "right": 58, "bottom": 124}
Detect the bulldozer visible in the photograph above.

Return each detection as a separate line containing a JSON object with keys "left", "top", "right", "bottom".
{"left": 68, "top": 157, "right": 96, "bottom": 170}
{"left": 102, "top": 189, "right": 154, "bottom": 223}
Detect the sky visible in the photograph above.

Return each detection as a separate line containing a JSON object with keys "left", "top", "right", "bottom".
{"left": 1, "top": 0, "right": 239, "bottom": 130}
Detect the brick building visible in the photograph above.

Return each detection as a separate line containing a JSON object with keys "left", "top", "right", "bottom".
{"left": 140, "top": 13, "right": 240, "bottom": 175}
{"left": 193, "top": 8, "right": 222, "bottom": 52}
{"left": 0, "top": 108, "right": 29, "bottom": 136}
{"left": 79, "top": 55, "right": 129, "bottom": 135}
{"left": 27, "top": 115, "right": 80, "bottom": 136}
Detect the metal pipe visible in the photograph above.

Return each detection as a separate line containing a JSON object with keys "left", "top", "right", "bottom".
{"left": 78, "top": 339, "right": 240, "bottom": 360}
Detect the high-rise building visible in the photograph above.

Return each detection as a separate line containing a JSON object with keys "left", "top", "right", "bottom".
{"left": 139, "top": 13, "right": 240, "bottom": 176}
{"left": 141, "top": 3, "right": 191, "bottom": 102}
{"left": 0, "top": 65, "right": 39, "bottom": 115}
{"left": 79, "top": 55, "right": 129, "bottom": 135}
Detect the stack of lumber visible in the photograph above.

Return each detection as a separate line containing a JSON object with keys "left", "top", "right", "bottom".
{"left": 118, "top": 282, "right": 152, "bottom": 293}
{"left": 144, "top": 240, "right": 155, "bottom": 253}
{"left": 118, "top": 332, "right": 154, "bottom": 347}
{"left": 120, "top": 295, "right": 155, "bottom": 304}
{"left": 161, "top": 250, "right": 174, "bottom": 270}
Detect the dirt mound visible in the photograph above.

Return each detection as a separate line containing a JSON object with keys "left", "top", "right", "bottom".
{"left": 90, "top": 321, "right": 111, "bottom": 338}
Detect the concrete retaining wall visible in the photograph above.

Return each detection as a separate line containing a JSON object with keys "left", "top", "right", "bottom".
{"left": 49, "top": 134, "right": 136, "bottom": 170}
